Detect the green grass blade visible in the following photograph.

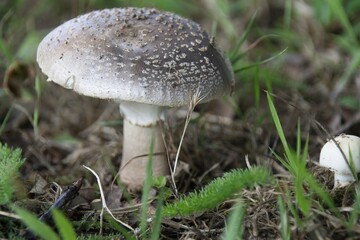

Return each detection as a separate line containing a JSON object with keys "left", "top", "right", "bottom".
{"left": 221, "top": 199, "right": 246, "bottom": 240}
{"left": 13, "top": 207, "right": 60, "bottom": 240}
{"left": 284, "top": 190, "right": 303, "bottom": 229}
{"left": 278, "top": 196, "right": 290, "bottom": 240}
{"left": 296, "top": 119, "right": 301, "bottom": 159}
{"left": 230, "top": 10, "right": 258, "bottom": 63}
{"left": 253, "top": 66, "right": 260, "bottom": 108}
{"left": 0, "top": 38, "right": 13, "bottom": 63}
{"left": 210, "top": 0, "right": 236, "bottom": 39}
{"left": 333, "top": 50, "right": 360, "bottom": 96}
{"left": 326, "top": 0, "right": 357, "bottom": 44}
{"left": 0, "top": 105, "right": 13, "bottom": 137}
{"left": 346, "top": 186, "right": 360, "bottom": 229}
{"left": 295, "top": 179, "right": 311, "bottom": 215}
{"left": 234, "top": 48, "right": 287, "bottom": 74}
{"left": 52, "top": 209, "right": 77, "bottom": 240}
{"left": 105, "top": 215, "right": 136, "bottom": 240}
{"left": 33, "top": 75, "right": 43, "bottom": 138}
{"left": 283, "top": 0, "right": 292, "bottom": 30}
{"left": 266, "top": 92, "right": 291, "bottom": 159}
{"left": 151, "top": 188, "right": 165, "bottom": 240}
{"left": 140, "top": 137, "right": 155, "bottom": 236}
{"left": 306, "top": 176, "right": 340, "bottom": 218}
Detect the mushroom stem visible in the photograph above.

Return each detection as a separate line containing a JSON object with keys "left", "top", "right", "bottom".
{"left": 120, "top": 119, "right": 169, "bottom": 190}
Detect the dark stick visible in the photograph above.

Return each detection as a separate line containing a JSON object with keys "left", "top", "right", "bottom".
{"left": 22, "top": 178, "right": 83, "bottom": 240}
{"left": 39, "top": 178, "right": 83, "bottom": 222}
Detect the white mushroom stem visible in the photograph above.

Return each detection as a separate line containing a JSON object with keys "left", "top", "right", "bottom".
{"left": 119, "top": 102, "right": 169, "bottom": 190}
{"left": 319, "top": 134, "right": 360, "bottom": 188}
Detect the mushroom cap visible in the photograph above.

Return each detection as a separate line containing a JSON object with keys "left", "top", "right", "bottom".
{"left": 319, "top": 134, "right": 360, "bottom": 174}
{"left": 37, "top": 8, "right": 234, "bottom": 107}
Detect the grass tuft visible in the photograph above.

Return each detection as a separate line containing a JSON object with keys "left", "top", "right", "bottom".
{"left": 267, "top": 92, "right": 342, "bottom": 226}
{"left": 0, "top": 143, "right": 25, "bottom": 205}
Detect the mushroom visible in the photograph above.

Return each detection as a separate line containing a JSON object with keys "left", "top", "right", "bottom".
{"left": 319, "top": 134, "right": 360, "bottom": 188}
{"left": 37, "top": 8, "right": 234, "bottom": 190}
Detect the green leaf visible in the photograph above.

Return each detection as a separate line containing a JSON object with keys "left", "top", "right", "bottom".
{"left": 13, "top": 207, "right": 59, "bottom": 240}
{"left": 52, "top": 209, "right": 77, "bottom": 240}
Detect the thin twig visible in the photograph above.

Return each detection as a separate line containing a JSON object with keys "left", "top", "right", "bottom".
{"left": 0, "top": 210, "right": 21, "bottom": 219}
{"left": 170, "top": 87, "right": 206, "bottom": 196}
{"left": 83, "top": 165, "right": 135, "bottom": 234}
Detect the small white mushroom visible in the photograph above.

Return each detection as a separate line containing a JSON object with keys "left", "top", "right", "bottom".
{"left": 37, "top": 8, "right": 235, "bottom": 190}
{"left": 319, "top": 134, "right": 360, "bottom": 188}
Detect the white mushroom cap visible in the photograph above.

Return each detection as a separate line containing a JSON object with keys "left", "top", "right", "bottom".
{"left": 36, "top": 8, "right": 234, "bottom": 108}
{"left": 319, "top": 134, "right": 360, "bottom": 187}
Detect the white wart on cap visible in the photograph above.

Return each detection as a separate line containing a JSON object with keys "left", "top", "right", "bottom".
{"left": 319, "top": 134, "right": 360, "bottom": 188}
